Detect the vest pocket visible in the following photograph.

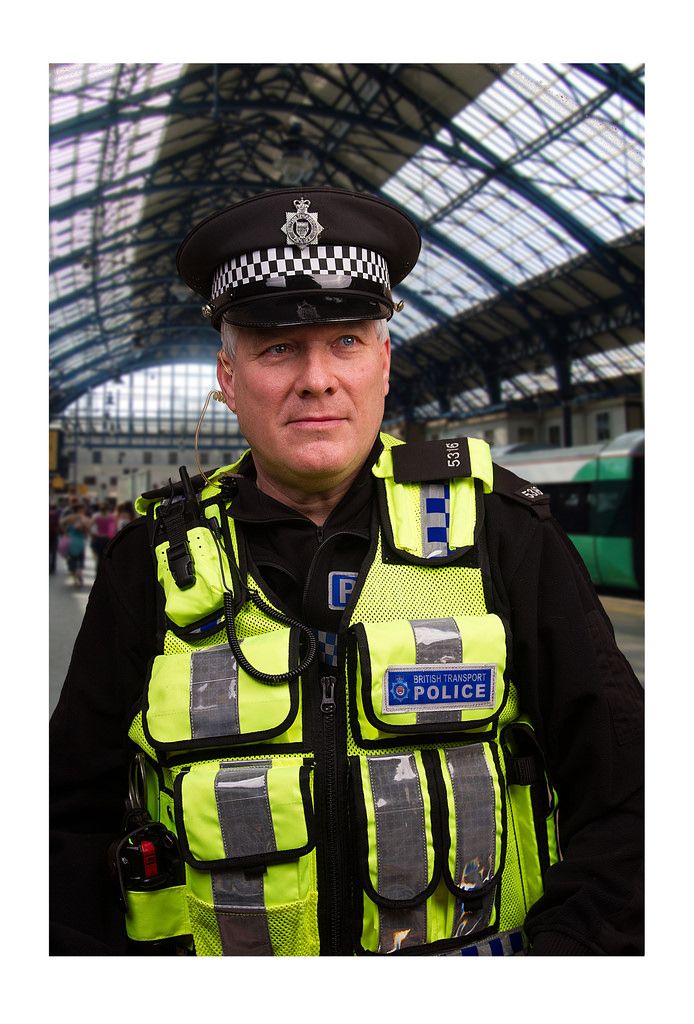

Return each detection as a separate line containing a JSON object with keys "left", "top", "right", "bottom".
{"left": 155, "top": 523, "right": 232, "bottom": 629}
{"left": 501, "top": 722, "right": 560, "bottom": 913}
{"left": 142, "top": 629, "right": 303, "bottom": 753}
{"left": 348, "top": 616, "right": 509, "bottom": 746}
{"left": 350, "top": 743, "right": 505, "bottom": 954}
{"left": 173, "top": 758, "right": 319, "bottom": 956}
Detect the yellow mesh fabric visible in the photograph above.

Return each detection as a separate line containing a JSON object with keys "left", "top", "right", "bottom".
{"left": 163, "top": 627, "right": 226, "bottom": 656}
{"left": 186, "top": 891, "right": 320, "bottom": 956}
{"left": 499, "top": 789, "right": 530, "bottom": 932}
{"left": 133, "top": 449, "right": 547, "bottom": 955}
{"left": 267, "top": 892, "right": 320, "bottom": 955}
{"left": 186, "top": 893, "right": 223, "bottom": 956}
{"left": 353, "top": 537, "right": 488, "bottom": 624}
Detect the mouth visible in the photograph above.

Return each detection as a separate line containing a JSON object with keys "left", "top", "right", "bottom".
{"left": 287, "top": 416, "right": 346, "bottom": 428}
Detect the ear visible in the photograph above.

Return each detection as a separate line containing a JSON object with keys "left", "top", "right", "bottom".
{"left": 217, "top": 350, "right": 236, "bottom": 412}
{"left": 381, "top": 335, "right": 391, "bottom": 397}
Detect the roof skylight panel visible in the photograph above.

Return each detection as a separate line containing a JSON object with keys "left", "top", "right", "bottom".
{"left": 451, "top": 387, "right": 489, "bottom": 411}
{"left": 453, "top": 64, "right": 599, "bottom": 162}
{"left": 50, "top": 264, "right": 93, "bottom": 302}
{"left": 516, "top": 132, "right": 643, "bottom": 242}
{"left": 590, "top": 344, "right": 644, "bottom": 373}
{"left": 502, "top": 368, "right": 558, "bottom": 400}
{"left": 389, "top": 305, "right": 438, "bottom": 343}
{"left": 439, "top": 180, "right": 584, "bottom": 284}
{"left": 51, "top": 331, "right": 93, "bottom": 361}
{"left": 50, "top": 64, "right": 117, "bottom": 121}
{"left": 50, "top": 296, "right": 95, "bottom": 333}
{"left": 103, "top": 312, "right": 132, "bottom": 333}
{"left": 54, "top": 133, "right": 108, "bottom": 202}
{"left": 405, "top": 241, "right": 497, "bottom": 316}
{"left": 383, "top": 141, "right": 485, "bottom": 221}
{"left": 65, "top": 208, "right": 99, "bottom": 253}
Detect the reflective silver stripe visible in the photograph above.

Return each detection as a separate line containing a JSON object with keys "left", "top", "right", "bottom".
{"left": 212, "top": 867, "right": 265, "bottom": 909}
{"left": 212, "top": 869, "right": 273, "bottom": 956}
{"left": 420, "top": 482, "right": 450, "bottom": 559}
{"left": 411, "top": 618, "right": 462, "bottom": 725}
{"left": 446, "top": 745, "right": 497, "bottom": 938}
{"left": 190, "top": 646, "right": 239, "bottom": 740}
{"left": 212, "top": 760, "right": 275, "bottom": 955}
{"left": 367, "top": 754, "right": 428, "bottom": 952}
{"left": 214, "top": 760, "right": 276, "bottom": 860}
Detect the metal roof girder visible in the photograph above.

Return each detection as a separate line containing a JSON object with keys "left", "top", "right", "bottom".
{"left": 571, "top": 63, "right": 644, "bottom": 115}
{"left": 353, "top": 63, "right": 635, "bottom": 274}
{"left": 49, "top": 63, "right": 217, "bottom": 144}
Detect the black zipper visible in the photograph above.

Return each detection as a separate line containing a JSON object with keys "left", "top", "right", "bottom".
{"left": 320, "top": 674, "right": 341, "bottom": 954}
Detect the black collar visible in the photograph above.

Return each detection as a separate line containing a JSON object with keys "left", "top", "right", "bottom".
{"left": 225, "top": 436, "right": 383, "bottom": 535}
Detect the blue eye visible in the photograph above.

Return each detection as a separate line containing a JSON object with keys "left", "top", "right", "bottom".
{"left": 339, "top": 335, "right": 357, "bottom": 347}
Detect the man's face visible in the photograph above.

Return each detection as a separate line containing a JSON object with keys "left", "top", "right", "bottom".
{"left": 217, "top": 320, "right": 390, "bottom": 496}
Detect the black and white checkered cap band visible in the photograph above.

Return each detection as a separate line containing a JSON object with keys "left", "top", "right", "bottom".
{"left": 211, "top": 245, "right": 390, "bottom": 300}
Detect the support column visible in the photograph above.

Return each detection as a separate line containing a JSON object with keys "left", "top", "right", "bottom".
{"left": 554, "top": 355, "right": 573, "bottom": 447}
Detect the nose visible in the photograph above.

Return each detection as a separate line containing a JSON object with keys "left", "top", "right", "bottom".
{"left": 294, "top": 347, "right": 338, "bottom": 396}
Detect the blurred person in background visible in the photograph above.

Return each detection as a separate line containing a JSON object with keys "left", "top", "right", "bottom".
{"left": 116, "top": 501, "right": 136, "bottom": 531}
{"left": 59, "top": 502, "right": 91, "bottom": 587}
{"left": 49, "top": 503, "right": 61, "bottom": 574}
{"left": 90, "top": 501, "right": 118, "bottom": 571}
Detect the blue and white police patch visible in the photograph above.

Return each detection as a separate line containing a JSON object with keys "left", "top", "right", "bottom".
{"left": 382, "top": 663, "right": 497, "bottom": 715}
{"left": 328, "top": 571, "right": 358, "bottom": 610}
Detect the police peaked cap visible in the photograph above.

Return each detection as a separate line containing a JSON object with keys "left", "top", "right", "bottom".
{"left": 176, "top": 186, "right": 421, "bottom": 329}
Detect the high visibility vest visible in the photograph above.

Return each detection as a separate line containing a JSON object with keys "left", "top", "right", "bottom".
{"left": 125, "top": 433, "right": 559, "bottom": 956}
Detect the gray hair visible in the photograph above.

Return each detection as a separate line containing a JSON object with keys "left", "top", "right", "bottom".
{"left": 220, "top": 317, "right": 389, "bottom": 359}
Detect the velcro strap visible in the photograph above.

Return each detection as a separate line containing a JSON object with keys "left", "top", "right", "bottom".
{"left": 159, "top": 501, "right": 188, "bottom": 544}
{"left": 158, "top": 502, "right": 196, "bottom": 590}
{"left": 505, "top": 753, "right": 541, "bottom": 786}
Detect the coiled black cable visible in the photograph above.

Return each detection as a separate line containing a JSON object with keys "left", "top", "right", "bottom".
{"left": 208, "top": 511, "right": 316, "bottom": 684}
{"left": 223, "top": 590, "right": 317, "bottom": 685}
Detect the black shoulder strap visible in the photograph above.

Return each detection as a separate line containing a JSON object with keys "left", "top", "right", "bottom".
{"left": 492, "top": 463, "right": 552, "bottom": 519}
{"left": 390, "top": 437, "right": 473, "bottom": 483}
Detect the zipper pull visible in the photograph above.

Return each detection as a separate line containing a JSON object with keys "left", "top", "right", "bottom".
{"left": 320, "top": 675, "right": 336, "bottom": 713}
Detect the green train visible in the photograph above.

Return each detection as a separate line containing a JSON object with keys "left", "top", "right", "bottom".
{"left": 492, "top": 431, "right": 644, "bottom": 594}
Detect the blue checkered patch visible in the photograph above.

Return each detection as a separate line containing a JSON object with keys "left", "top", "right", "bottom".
{"left": 421, "top": 483, "right": 451, "bottom": 557}
{"left": 316, "top": 629, "right": 339, "bottom": 668}
{"left": 442, "top": 929, "right": 527, "bottom": 956}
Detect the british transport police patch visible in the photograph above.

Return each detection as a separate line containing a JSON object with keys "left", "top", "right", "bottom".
{"left": 382, "top": 663, "right": 497, "bottom": 715}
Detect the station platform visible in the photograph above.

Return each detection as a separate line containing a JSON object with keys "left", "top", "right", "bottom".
{"left": 49, "top": 556, "right": 645, "bottom": 718}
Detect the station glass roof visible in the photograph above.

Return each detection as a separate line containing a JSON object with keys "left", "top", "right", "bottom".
{"left": 49, "top": 62, "right": 644, "bottom": 421}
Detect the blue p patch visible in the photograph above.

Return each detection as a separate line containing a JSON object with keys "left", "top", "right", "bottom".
{"left": 383, "top": 663, "right": 496, "bottom": 715}
{"left": 328, "top": 571, "right": 358, "bottom": 610}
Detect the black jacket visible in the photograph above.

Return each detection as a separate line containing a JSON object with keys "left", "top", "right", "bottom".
{"left": 49, "top": 452, "right": 644, "bottom": 955}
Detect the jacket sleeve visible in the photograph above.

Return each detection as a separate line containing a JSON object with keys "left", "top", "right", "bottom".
{"left": 49, "top": 519, "right": 158, "bottom": 955}
{"left": 485, "top": 494, "right": 644, "bottom": 955}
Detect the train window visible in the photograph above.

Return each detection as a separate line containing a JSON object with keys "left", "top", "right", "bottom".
{"left": 543, "top": 480, "right": 633, "bottom": 538}
{"left": 543, "top": 482, "right": 591, "bottom": 534}
{"left": 591, "top": 480, "right": 632, "bottom": 537}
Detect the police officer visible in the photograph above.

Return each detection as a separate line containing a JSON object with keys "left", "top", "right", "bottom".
{"left": 49, "top": 187, "right": 644, "bottom": 956}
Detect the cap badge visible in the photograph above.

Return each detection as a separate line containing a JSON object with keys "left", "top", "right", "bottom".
{"left": 281, "top": 197, "right": 324, "bottom": 247}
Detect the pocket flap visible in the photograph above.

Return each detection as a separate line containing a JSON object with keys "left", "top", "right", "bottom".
{"left": 155, "top": 523, "right": 231, "bottom": 628}
{"left": 351, "top": 751, "right": 440, "bottom": 907}
{"left": 436, "top": 743, "right": 505, "bottom": 901}
{"left": 351, "top": 616, "right": 509, "bottom": 743}
{"left": 143, "top": 629, "right": 300, "bottom": 752}
{"left": 174, "top": 759, "right": 314, "bottom": 869}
